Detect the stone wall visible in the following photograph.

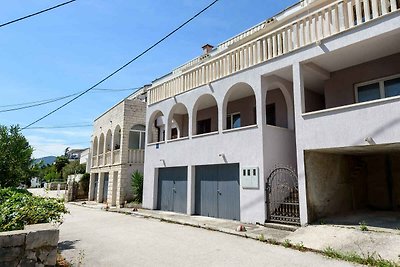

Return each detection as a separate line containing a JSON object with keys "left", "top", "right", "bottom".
{"left": 0, "top": 223, "right": 59, "bottom": 267}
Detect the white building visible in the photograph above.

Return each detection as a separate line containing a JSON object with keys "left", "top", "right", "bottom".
{"left": 143, "top": 0, "right": 400, "bottom": 225}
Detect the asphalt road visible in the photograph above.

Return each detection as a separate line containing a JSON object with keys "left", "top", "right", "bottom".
{"left": 58, "top": 204, "right": 356, "bottom": 267}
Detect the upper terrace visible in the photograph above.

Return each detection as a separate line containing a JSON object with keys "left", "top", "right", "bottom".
{"left": 148, "top": 0, "right": 400, "bottom": 105}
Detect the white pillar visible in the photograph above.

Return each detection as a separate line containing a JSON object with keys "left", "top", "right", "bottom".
{"left": 187, "top": 165, "right": 195, "bottom": 215}
{"left": 293, "top": 62, "right": 308, "bottom": 226}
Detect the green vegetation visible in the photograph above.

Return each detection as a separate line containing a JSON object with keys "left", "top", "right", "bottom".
{"left": 62, "top": 161, "right": 86, "bottom": 180}
{"left": 258, "top": 233, "right": 265, "bottom": 241}
{"left": 79, "top": 173, "right": 90, "bottom": 196}
{"left": 131, "top": 170, "right": 144, "bottom": 203}
{"left": 0, "top": 188, "right": 68, "bottom": 232}
{"left": 323, "top": 247, "right": 399, "bottom": 267}
{"left": 359, "top": 221, "right": 369, "bottom": 231}
{"left": 0, "top": 125, "right": 33, "bottom": 188}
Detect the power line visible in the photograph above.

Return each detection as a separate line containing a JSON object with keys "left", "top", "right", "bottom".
{"left": 0, "top": 0, "right": 77, "bottom": 28}
{"left": 24, "top": 124, "right": 92, "bottom": 130}
{"left": 22, "top": 0, "right": 220, "bottom": 130}
{"left": 0, "top": 87, "right": 140, "bottom": 112}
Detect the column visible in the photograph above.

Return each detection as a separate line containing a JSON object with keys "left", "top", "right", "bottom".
{"left": 292, "top": 62, "right": 308, "bottom": 226}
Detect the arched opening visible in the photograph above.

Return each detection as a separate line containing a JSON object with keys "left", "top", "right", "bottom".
{"left": 105, "top": 130, "right": 112, "bottom": 152}
{"left": 99, "top": 133, "right": 105, "bottom": 155}
{"left": 168, "top": 103, "right": 189, "bottom": 140}
{"left": 265, "top": 88, "right": 288, "bottom": 128}
{"left": 92, "top": 137, "right": 98, "bottom": 156}
{"left": 148, "top": 110, "right": 165, "bottom": 143}
{"left": 129, "top": 124, "right": 146, "bottom": 149}
{"left": 113, "top": 125, "right": 121, "bottom": 150}
{"left": 192, "top": 94, "right": 218, "bottom": 135}
{"left": 223, "top": 83, "right": 257, "bottom": 130}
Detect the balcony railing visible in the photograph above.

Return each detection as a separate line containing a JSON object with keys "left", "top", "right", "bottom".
{"left": 105, "top": 151, "right": 112, "bottom": 165}
{"left": 148, "top": 0, "right": 399, "bottom": 105}
{"left": 92, "top": 156, "right": 97, "bottom": 167}
{"left": 113, "top": 150, "right": 121, "bottom": 164}
{"left": 128, "top": 149, "right": 145, "bottom": 164}
{"left": 98, "top": 154, "right": 104, "bottom": 166}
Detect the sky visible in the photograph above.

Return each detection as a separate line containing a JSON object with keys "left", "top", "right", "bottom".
{"left": 0, "top": 0, "right": 298, "bottom": 158}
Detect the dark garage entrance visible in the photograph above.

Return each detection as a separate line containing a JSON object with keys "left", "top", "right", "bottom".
{"left": 157, "top": 167, "right": 187, "bottom": 214}
{"left": 306, "top": 145, "right": 400, "bottom": 230}
{"left": 195, "top": 163, "right": 240, "bottom": 221}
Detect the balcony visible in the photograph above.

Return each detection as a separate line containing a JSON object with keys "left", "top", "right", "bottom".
{"left": 98, "top": 154, "right": 104, "bottom": 166}
{"left": 104, "top": 151, "right": 112, "bottom": 165}
{"left": 91, "top": 156, "right": 97, "bottom": 167}
{"left": 148, "top": 0, "right": 400, "bottom": 105}
{"left": 301, "top": 95, "right": 400, "bottom": 150}
{"left": 113, "top": 150, "right": 121, "bottom": 164}
{"left": 128, "top": 149, "right": 145, "bottom": 164}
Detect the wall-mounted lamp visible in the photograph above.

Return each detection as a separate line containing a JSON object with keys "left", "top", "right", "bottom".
{"left": 365, "top": 137, "right": 376, "bottom": 145}
{"left": 160, "top": 159, "right": 166, "bottom": 167}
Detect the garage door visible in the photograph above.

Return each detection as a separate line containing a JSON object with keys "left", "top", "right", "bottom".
{"left": 195, "top": 164, "right": 240, "bottom": 220}
{"left": 157, "top": 167, "right": 187, "bottom": 214}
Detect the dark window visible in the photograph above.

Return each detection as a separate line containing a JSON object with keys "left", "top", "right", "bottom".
{"left": 226, "top": 113, "right": 241, "bottom": 129}
{"left": 197, "top": 119, "right": 211, "bottom": 134}
{"left": 266, "top": 103, "right": 276, "bottom": 126}
{"left": 171, "top": 128, "right": 178, "bottom": 139}
{"left": 357, "top": 83, "right": 380, "bottom": 102}
{"left": 385, "top": 77, "right": 400, "bottom": 98}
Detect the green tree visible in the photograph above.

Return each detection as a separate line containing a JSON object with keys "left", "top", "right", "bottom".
{"left": 62, "top": 161, "right": 86, "bottom": 180}
{"left": 54, "top": 156, "right": 69, "bottom": 180}
{"left": 131, "top": 170, "right": 144, "bottom": 203}
{"left": 0, "top": 125, "right": 33, "bottom": 188}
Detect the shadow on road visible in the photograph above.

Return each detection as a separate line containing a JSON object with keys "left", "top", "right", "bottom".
{"left": 58, "top": 240, "right": 80, "bottom": 251}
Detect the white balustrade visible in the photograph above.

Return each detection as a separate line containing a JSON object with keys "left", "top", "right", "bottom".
{"left": 148, "top": 0, "right": 399, "bottom": 105}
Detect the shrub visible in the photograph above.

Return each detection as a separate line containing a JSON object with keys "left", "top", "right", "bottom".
{"left": 80, "top": 173, "right": 90, "bottom": 195}
{"left": 131, "top": 170, "right": 144, "bottom": 203}
{"left": 0, "top": 188, "right": 68, "bottom": 232}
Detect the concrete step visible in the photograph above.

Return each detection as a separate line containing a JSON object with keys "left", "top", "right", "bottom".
{"left": 263, "top": 222, "right": 299, "bottom": 232}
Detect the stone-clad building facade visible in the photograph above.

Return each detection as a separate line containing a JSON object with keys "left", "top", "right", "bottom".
{"left": 89, "top": 89, "right": 147, "bottom": 207}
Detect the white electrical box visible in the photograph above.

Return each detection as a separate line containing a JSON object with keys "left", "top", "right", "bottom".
{"left": 240, "top": 167, "right": 259, "bottom": 189}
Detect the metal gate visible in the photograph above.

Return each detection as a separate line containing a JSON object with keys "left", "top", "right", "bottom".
{"left": 157, "top": 167, "right": 187, "bottom": 214}
{"left": 266, "top": 167, "right": 300, "bottom": 225}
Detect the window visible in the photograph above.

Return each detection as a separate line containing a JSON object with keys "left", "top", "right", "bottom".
{"left": 129, "top": 125, "right": 145, "bottom": 149}
{"left": 266, "top": 103, "right": 276, "bottom": 126}
{"left": 171, "top": 128, "right": 178, "bottom": 139}
{"left": 355, "top": 74, "right": 400, "bottom": 103}
{"left": 226, "top": 113, "right": 241, "bottom": 129}
{"left": 197, "top": 119, "right": 211, "bottom": 134}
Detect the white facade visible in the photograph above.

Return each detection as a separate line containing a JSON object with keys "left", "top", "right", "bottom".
{"left": 143, "top": 0, "right": 400, "bottom": 225}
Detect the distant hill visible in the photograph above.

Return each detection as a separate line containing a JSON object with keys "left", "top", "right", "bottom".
{"left": 34, "top": 156, "right": 56, "bottom": 166}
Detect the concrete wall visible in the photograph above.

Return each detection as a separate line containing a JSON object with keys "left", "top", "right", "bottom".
{"left": 0, "top": 224, "right": 59, "bottom": 266}
{"left": 266, "top": 89, "right": 288, "bottom": 128}
{"left": 305, "top": 152, "right": 354, "bottom": 222}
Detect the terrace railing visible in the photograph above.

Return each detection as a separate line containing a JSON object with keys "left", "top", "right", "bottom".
{"left": 148, "top": 0, "right": 399, "bottom": 105}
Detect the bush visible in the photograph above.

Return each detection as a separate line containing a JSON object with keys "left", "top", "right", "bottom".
{"left": 80, "top": 173, "right": 90, "bottom": 195}
{"left": 131, "top": 170, "right": 143, "bottom": 203}
{"left": 0, "top": 188, "right": 68, "bottom": 232}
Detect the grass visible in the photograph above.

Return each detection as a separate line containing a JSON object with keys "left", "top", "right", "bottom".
{"left": 323, "top": 247, "right": 399, "bottom": 267}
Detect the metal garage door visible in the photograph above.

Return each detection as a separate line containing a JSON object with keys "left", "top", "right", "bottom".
{"left": 195, "top": 164, "right": 240, "bottom": 220}
{"left": 157, "top": 167, "right": 187, "bottom": 214}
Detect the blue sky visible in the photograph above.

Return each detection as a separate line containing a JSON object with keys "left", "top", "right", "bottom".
{"left": 0, "top": 0, "right": 297, "bottom": 158}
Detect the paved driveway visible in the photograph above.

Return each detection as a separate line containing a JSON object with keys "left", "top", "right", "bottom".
{"left": 59, "top": 204, "right": 355, "bottom": 267}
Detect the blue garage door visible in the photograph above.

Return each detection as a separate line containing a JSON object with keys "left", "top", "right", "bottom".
{"left": 195, "top": 164, "right": 240, "bottom": 220}
{"left": 157, "top": 167, "right": 187, "bottom": 214}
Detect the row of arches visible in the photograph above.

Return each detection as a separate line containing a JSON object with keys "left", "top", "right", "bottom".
{"left": 92, "top": 124, "right": 146, "bottom": 157}
{"left": 148, "top": 81, "right": 291, "bottom": 144}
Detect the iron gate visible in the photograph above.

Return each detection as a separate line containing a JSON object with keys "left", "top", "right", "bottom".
{"left": 266, "top": 167, "right": 300, "bottom": 225}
